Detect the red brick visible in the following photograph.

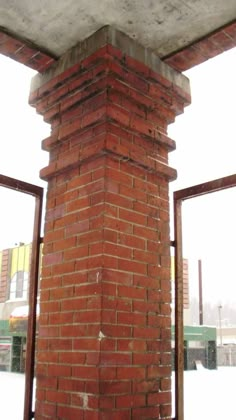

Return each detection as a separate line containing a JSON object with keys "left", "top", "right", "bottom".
{"left": 117, "top": 312, "right": 146, "bottom": 326}
{"left": 102, "top": 324, "right": 131, "bottom": 338}
{"left": 36, "top": 401, "right": 57, "bottom": 418}
{"left": 116, "top": 394, "right": 145, "bottom": 408}
{"left": 86, "top": 352, "right": 100, "bottom": 365}
{"left": 40, "top": 301, "right": 61, "bottom": 314}
{"left": 133, "top": 326, "right": 160, "bottom": 339}
{"left": 133, "top": 274, "right": 160, "bottom": 289}
{"left": 148, "top": 390, "right": 171, "bottom": 405}
{"left": 58, "top": 377, "right": 85, "bottom": 392}
{"left": 100, "top": 338, "right": 116, "bottom": 352}
{"left": 48, "top": 311, "right": 74, "bottom": 325}
{"left": 72, "top": 366, "right": 99, "bottom": 379}
{"left": 47, "top": 364, "right": 71, "bottom": 377}
{"left": 119, "top": 208, "right": 147, "bottom": 226}
{"left": 104, "top": 215, "right": 133, "bottom": 234}
{"left": 43, "top": 252, "right": 63, "bottom": 266}
{"left": 133, "top": 352, "right": 160, "bottom": 365}
{"left": 105, "top": 191, "right": 133, "bottom": 210}
{"left": 57, "top": 405, "right": 84, "bottom": 420}
{"left": 62, "top": 272, "right": 87, "bottom": 287}
{"left": 84, "top": 412, "right": 100, "bottom": 420}
{"left": 100, "top": 352, "right": 131, "bottom": 366}
{"left": 60, "top": 324, "right": 90, "bottom": 337}
{"left": 46, "top": 389, "right": 70, "bottom": 404}
{"left": 119, "top": 233, "right": 145, "bottom": 250}
{"left": 103, "top": 242, "right": 132, "bottom": 259}
{"left": 132, "top": 406, "right": 160, "bottom": 418}
{"left": 134, "top": 224, "right": 158, "bottom": 241}
{"left": 120, "top": 184, "right": 147, "bottom": 203}
{"left": 28, "top": 38, "right": 193, "bottom": 420}
{"left": 73, "top": 339, "right": 100, "bottom": 351}
{"left": 117, "top": 367, "right": 145, "bottom": 380}
{"left": 37, "top": 350, "right": 58, "bottom": 365}
{"left": 99, "top": 411, "right": 131, "bottom": 420}
{"left": 100, "top": 380, "right": 131, "bottom": 395}
{"left": 102, "top": 296, "right": 131, "bottom": 313}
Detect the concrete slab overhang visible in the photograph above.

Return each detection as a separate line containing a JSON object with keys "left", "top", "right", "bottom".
{"left": 0, "top": 0, "right": 235, "bottom": 57}
{"left": 0, "top": 0, "right": 235, "bottom": 72}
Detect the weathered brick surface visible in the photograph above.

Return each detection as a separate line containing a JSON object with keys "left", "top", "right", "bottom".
{"left": 0, "top": 30, "right": 56, "bottom": 72}
{"left": 30, "top": 44, "right": 190, "bottom": 419}
{"left": 164, "top": 21, "right": 236, "bottom": 71}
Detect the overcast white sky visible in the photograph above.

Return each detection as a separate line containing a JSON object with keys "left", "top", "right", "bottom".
{"left": 0, "top": 57, "right": 49, "bottom": 249}
{"left": 169, "top": 47, "right": 236, "bottom": 305}
{"left": 0, "top": 47, "right": 235, "bottom": 304}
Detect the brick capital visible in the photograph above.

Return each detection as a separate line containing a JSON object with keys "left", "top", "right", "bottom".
{"left": 30, "top": 26, "right": 190, "bottom": 97}
{"left": 30, "top": 30, "right": 191, "bottom": 184}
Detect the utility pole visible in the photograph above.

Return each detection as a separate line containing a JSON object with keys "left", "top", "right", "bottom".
{"left": 218, "top": 305, "right": 223, "bottom": 346}
{"left": 198, "top": 259, "right": 203, "bottom": 325}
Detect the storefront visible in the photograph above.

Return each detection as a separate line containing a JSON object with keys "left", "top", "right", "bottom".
{"left": 0, "top": 304, "right": 39, "bottom": 373}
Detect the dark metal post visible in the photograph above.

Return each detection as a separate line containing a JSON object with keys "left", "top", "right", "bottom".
{"left": 0, "top": 174, "right": 43, "bottom": 420}
{"left": 174, "top": 196, "right": 184, "bottom": 420}
{"left": 198, "top": 259, "right": 203, "bottom": 325}
{"left": 173, "top": 173, "right": 236, "bottom": 420}
{"left": 23, "top": 195, "right": 43, "bottom": 420}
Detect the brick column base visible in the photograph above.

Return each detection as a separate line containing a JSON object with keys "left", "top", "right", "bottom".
{"left": 30, "top": 26, "right": 190, "bottom": 420}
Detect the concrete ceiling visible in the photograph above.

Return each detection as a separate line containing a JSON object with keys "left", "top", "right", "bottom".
{"left": 0, "top": 0, "right": 235, "bottom": 59}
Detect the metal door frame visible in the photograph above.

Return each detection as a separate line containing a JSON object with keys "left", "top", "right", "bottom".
{"left": 0, "top": 174, "right": 43, "bottom": 420}
{"left": 173, "top": 173, "right": 236, "bottom": 420}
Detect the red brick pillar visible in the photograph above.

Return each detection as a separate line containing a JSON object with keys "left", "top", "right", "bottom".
{"left": 29, "top": 27, "right": 190, "bottom": 420}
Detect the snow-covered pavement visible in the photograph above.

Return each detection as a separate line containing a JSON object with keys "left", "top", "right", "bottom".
{"left": 0, "top": 367, "right": 235, "bottom": 419}
{"left": 0, "top": 371, "right": 26, "bottom": 419}
{"left": 172, "top": 366, "right": 236, "bottom": 419}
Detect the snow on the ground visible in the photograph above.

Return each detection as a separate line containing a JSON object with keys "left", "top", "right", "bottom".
{"left": 172, "top": 366, "right": 236, "bottom": 419}
{"left": 0, "top": 367, "right": 235, "bottom": 419}
{"left": 0, "top": 371, "right": 25, "bottom": 419}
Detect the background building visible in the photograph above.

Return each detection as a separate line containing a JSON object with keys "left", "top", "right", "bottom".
{"left": 0, "top": 243, "right": 39, "bottom": 373}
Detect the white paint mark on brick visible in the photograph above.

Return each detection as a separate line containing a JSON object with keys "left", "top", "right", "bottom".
{"left": 78, "top": 392, "right": 89, "bottom": 409}
{"left": 98, "top": 330, "right": 105, "bottom": 341}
